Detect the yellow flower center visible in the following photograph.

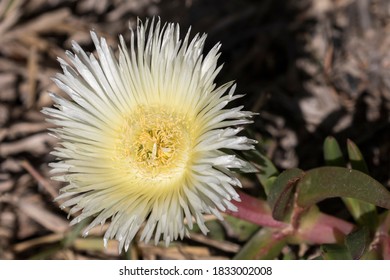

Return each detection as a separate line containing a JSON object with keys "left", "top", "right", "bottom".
{"left": 115, "top": 105, "right": 192, "bottom": 181}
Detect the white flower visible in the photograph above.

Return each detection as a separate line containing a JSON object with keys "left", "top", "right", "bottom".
{"left": 43, "top": 18, "right": 256, "bottom": 252}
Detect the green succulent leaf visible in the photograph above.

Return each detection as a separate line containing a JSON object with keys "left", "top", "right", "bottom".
{"left": 62, "top": 217, "right": 91, "bottom": 248}
{"left": 321, "top": 244, "right": 352, "bottom": 260}
{"left": 233, "top": 228, "right": 286, "bottom": 260}
{"left": 224, "top": 216, "right": 259, "bottom": 242}
{"left": 296, "top": 167, "right": 390, "bottom": 209}
{"left": 345, "top": 227, "right": 370, "bottom": 260}
{"left": 323, "top": 138, "right": 378, "bottom": 228}
{"left": 323, "top": 136, "right": 346, "bottom": 167}
{"left": 267, "top": 168, "right": 305, "bottom": 221}
{"left": 347, "top": 139, "right": 369, "bottom": 174}
{"left": 343, "top": 196, "right": 378, "bottom": 230}
{"left": 321, "top": 227, "right": 370, "bottom": 260}
{"left": 243, "top": 149, "right": 279, "bottom": 195}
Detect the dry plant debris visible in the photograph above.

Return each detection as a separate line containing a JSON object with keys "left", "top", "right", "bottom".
{"left": 0, "top": 0, "right": 389, "bottom": 259}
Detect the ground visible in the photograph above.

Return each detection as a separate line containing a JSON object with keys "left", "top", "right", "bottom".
{"left": 0, "top": 0, "right": 389, "bottom": 259}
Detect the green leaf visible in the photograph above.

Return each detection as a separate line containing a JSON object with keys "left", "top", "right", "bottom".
{"left": 205, "top": 220, "right": 226, "bottom": 241}
{"left": 242, "top": 150, "right": 279, "bottom": 195}
{"left": 224, "top": 216, "right": 259, "bottom": 242}
{"left": 233, "top": 228, "right": 286, "bottom": 260}
{"left": 282, "top": 248, "right": 296, "bottom": 260}
{"left": 323, "top": 138, "right": 378, "bottom": 229}
{"left": 345, "top": 227, "right": 370, "bottom": 260}
{"left": 267, "top": 168, "right": 305, "bottom": 221}
{"left": 361, "top": 249, "right": 381, "bottom": 260}
{"left": 296, "top": 167, "right": 390, "bottom": 209}
{"left": 347, "top": 139, "right": 369, "bottom": 174}
{"left": 343, "top": 197, "right": 378, "bottom": 230}
{"left": 321, "top": 244, "right": 352, "bottom": 260}
{"left": 323, "top": 136, "right": 346, "bottom": 167}
{"left": 322, "top": 227, "right": 370, "bottom": 260}
{"left": 291, "top": 205, "right": 353, "bottom": 244}
{"left": 62, "top": 217, "right": 91, "bottom": 248}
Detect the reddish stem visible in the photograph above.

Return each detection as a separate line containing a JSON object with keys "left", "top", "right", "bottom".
{"left": 226, "top": 191, "right": 285, "bottom": 228}
{"left": 373, "top": 211, "right": 390, "bottom": 259}
{"left": 228, "top": 190, "right": 355, "bottom": 244}
{"left": 298, "top": 212, "right": 354, "bottom": 244}
{"left": 383, "top": 237, "right": 390, "bottom": 260}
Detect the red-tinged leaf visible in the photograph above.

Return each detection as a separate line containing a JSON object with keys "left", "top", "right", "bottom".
{"left": 229, "top": 192, "right": 355, "bottom": 245}
{"left": 383, "top": 237, "right": 390, "bottom": 260}
{"left": 294, "top": 207, "right": 354, "bottom": 244}
{"left": 376, "top": 211, "right": 390, "bottom": 260}
{"left": 267, "top": 168, "right": 305, "bottom": 221}
{"left": 296, "top": 167, "right": 390, "bottom": 209}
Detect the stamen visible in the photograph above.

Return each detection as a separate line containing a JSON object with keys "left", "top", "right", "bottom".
{"left": 115, "top": 106, "right": 192, "bottom": 179}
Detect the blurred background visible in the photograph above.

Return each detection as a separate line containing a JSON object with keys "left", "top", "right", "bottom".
{"left": 0, "top": 0, "right": 389, "bottom": 259}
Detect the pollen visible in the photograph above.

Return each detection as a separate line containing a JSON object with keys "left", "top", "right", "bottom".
{"left": 115, "top": 105, "right": 192, "bottom": 179}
